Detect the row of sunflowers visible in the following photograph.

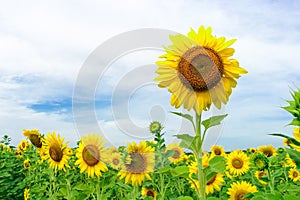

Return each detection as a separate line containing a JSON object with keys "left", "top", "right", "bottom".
{"left": 0, "top": 124, "right": 300, "bottom": 200}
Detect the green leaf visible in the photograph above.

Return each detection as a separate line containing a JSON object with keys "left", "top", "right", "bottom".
{"left": 286, "top": 148, "right": 300, "bottom": 170}
{"left": 174, "top": 134, "right": 195, "bottom": 150}
{"left": 170, "top": 166, "right": 189, "bottom": 178}
{"left": 269, "top": 133, "right": 300, "bottom": 146}
{"left": 158, "top": 166, "right": 172, "bottom": 174}
{"left": 284, "top": 195, "right": 300, "bottom": 200}
{"left": 176, "top": 196, "right": 193, "bottom": 200}
{"left": 201, "top": 114, "right": 228, "bottom": 130}
{"left": 171, "top": 112, "right": 195, "bottom": 128}
{"left": 208, "top": 156, "right": 226, "bottom": 174}
{"left": 288, "top": 118, "right": 300, "bottom": 126}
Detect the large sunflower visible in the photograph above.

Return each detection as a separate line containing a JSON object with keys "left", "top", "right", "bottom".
{"left": 118, "top": 141, "right": 155, "bottom": 186}
{"left": 226, "top": 150, "right": 250, "bottom": 176}
{"left": 155, "top": 26, "right": 247, "bottom": 114}
{"left": 257, "top": 145, "right": 277, "bottom": 157}
{"left": 43, "top": 132, "right": 70, "bottom": 171}
{"left": 75, "top": 134, "right": 108, "bottom": 178}
{"left": 227, "top": 181, "right": 257, "bottom": 200}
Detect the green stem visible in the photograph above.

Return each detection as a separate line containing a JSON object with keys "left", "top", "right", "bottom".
{"left": 267, "top": 168, "right": 275, "bottom": 193}
{"left": 132, "top": 186, "right": 138, "bottom": 199}
{"left": 159, "top": 173, "right": 166, "bottom": 199}
{"left": 195, "top": 113, "right": 206, "bottom": 200}
{"left": 96, "top": 178, "right": 102, "bottom": 200}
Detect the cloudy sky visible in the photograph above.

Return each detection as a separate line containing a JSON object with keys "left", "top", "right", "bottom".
{"left": 0, "top": 0, "right": 299, "bottom": 150}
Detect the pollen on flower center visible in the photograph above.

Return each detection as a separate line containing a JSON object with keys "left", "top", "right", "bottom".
{"left": 49, "top": 145, "right": 63, "bottom": 162}
{"left": 126, "top": 153, "right": 146, "bottom": 173}
{"left": 82, "top": 145, "right": 100, "bottom": 166}
{"left": 178, "top": 46, "right": 223, "bottom": 91}
{"left": 232, "top": 158, "right": 243, "bottom": 169}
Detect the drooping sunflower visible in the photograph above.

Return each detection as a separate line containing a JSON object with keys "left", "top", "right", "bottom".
{"left": 75, "top": 134, "right": 108, "bottom": 178}
{"left": 255, "top": 171, "right": 268, "bottom": 185}
{"left": 226, "top": 150, "right": 250, "bottom": 176}
{"left": 227, "top": 181, "right": 257, "bottom": 200}
{"left": 23, "top": 129, "right": 43, "bottom": 148}
{"left": 109, "top": 152, "right": 122, "bottom": 170}
{"left": 166, "top": 143, "right": 185, "bottom": 164}
{"left": 43, "top": 132, "right": 71, "bottom": 171}
{"left": 118, "top": 141, "right": 155, "bottom": 186}
{"left": 257, "top": 145, "right": 277, "bottom": 157}
{"left": 211, "top": 145, "right": 226, "bottom": 157}
{"left": 155, "top": 26, "right": 247, "bottom": 114}
{"left": 288, "top": 168, "right": 300, "bottom": 182}
{"left": 24, "top": 158, "right": 30, "bottom": 169}
{"left": 24, "top": 188, "right": 29, "bottom": 200}
{"left": 141, "top": 187, "right": 157, "bottom": 200}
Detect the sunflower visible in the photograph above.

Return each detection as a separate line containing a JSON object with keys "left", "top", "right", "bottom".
{"left": 15, "top": 149, "right": 23, "bottom": 158}
{"left": 211, "top": 145, "right": 226, "bottom": 157}
{"left": 155, "top": 26, "right": 247, "bottom": 114}
{"left": 257, "top": 145, "right": 277, "bottom": 157}
{"left": 23, "top": 129, "right": 42, "bottom": 148}
{"left": 75, "top": 134, "right": 108, "bottom": 178}
{"left": 118, "top": 141, "right": 155, "bottom": 186}
{"left": 288, "top": 168, "right": 300, "bottom": 182}
{"left": 166, "top": 143, "right": 185, "bottom": 164}
{"left": 43, "top": 132, "right": 70, "bottom": 171}
{"left": 24, "top": 188, "right": 29, "bottom": 200}
{"left": 227, "top": 181, "right": 257, "bottom": 200}
{"left": 18, "top": 140, "right": 29, "bottom": 152}
{"left": 109, "top": 152, "right": 122, "bottom": 170}
{"left": 141, "top": 187, "right": 157, "bottom": 200}
{"left": 285, "top": 154, "right": 297, "bottom": 168}
{"left": 251, "top": 153, "right": 268, "bottom": 170}
{"left": 226, "top": 150, "right": 250, "bottom": 176}
{"left": 255, "top": 171, "right": 268, "bottom": 185}
{"left": 294, "top": 127, "right": 300, "bottom": 141}
{"left": 24, "top": 158, "right": 30, "bottom": 169}
{"left": 248, "top": 148, "right": 256, "bottom": 154}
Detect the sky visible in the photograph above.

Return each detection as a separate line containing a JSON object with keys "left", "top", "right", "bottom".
{"left": 0, "top": 0, "right": 300, "bottom": 151}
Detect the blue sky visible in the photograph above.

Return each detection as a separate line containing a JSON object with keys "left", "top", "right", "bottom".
{"left": 0, "top": 0, "right": 300, "bottom": 150}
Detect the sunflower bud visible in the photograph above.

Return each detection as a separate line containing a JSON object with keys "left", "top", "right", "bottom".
{"left": 149, "top": 121, "right": 162, "bottom": 134}
{"left": 251, "top": 153, "right": 269, "bottom": 170}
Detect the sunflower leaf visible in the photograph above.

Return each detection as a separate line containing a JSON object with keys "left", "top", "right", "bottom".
{"left": 201, "top": 114, "right": 228, "bottom": 130}
{"left": 170, "top": 166, "right": 189, "bottom": 178}
{"left": 269, "top": 133, "right": 300, "bottom": 146}
{"left": 174, "top": 134, "right": 195, "bottom": 151}
{"left": 170, "top": 111, "right": 195, "bottom": 129}
{"left": 208, "top": 155, "right": 226, "bottom": 174}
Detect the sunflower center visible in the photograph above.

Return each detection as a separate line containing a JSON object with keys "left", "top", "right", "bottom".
{"left": 263, "top": 150, "right": 273, "bottom": 157}
{"left": 293, "top": 171, "right": 298, "bottom": 178}
{"left": 49, "top": 145, "right": 63, "bottom": 162}
{"left": 207, "top": 175, "right": 217, "bottom": 185}
{"left": 235, "top": 191, "right": 248, "bottom": 200}
{"left": 172, "top": 149, "right": 180, "bottom": 159}
{"left": 112, "top": 158, "right": 120, "bottom": 165}
{"left": 178, "top": 46, "right": 223, "bottom": 91}
{"left": 82, "top": 145, "right": 100, "bottom": 166}
{"left": 232, "top": 158, "right": 244, "bottom": 169}
{"left": 214, "top": 148, "right": 221, "bottom": 155}
{"left": 29, "top": 135, "right": 42, "bottom": 148}
{"left": 126, "top": 152, "right": 146, "bottom": 173}
{"left": 146, "top": 190, "right": 155, "bottom": 197}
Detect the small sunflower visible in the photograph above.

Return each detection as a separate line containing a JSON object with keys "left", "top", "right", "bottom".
{"left": 24, "top": 158, "right": 30, "bottom": 169}
{"left": 24, "top": 188, "right": 29, "bottom": 200}
{"left": 248, "top": 148, "right": 256, "bottom": 154}
{"left": 227, "top": 181, "right": 257, "bottom": 200}
{"left": 149, "top": 121, "right": 162, "bottom": 133}
{"left": 288, "top": 168, "right": 300, "bottom": 182}
{"left": 293, "top": 127, "right": 300, "bottom": 141}
{"left": 43, "top": 132, "right": 70, "bottom": 171}
{"left": 285, "top": 154, "right": 297, "bottom": 168}
{"left": 206, "top": 173, "right": 224, "bottom": 195}
{"left": 75, "top": 134, "right": 108, "bottom": 178}
{"left": 251, "top": 153, "right": 268, "bottom": 170}
{"left": 166, "top": 143, "right": 185, "bottom": 164}
{"left": 109, "top": 152, "right": 122, "bottom": 170}
{"left": 18, "top": 140, "right": 29, "bottom": 152}
{"left": 118, "top": 141, "right": 155, "bottom": 186}
{"left": 155, "top": 26, "right": 247, "bottom": 114}
{"left": 211, "top": 145, "right": 226, "bottom": 157}
{"left": 226, "top": 150, "right": 250, "bottom": 176}
{"left": 15, "top": 149, "right": 23, "bottom": 158}
{"left": 257, "top": 145, "right": 277, "bottom": 157}
{"left": 255, "top": 171, "right": 268, "bottom": 185}
{"left": 141, "top": 187, "right": 157, "bottom": 200}
{"left": 23, "top": 129, "right": 42, "bottom": 148}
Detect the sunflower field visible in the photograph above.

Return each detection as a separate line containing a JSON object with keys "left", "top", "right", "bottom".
{"left": 1, "top": 25, "right": 300, "bottom": 200}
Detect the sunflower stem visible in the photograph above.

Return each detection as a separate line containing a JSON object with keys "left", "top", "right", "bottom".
{"left": 132, "top": 186, "right": 138, "bottom": 199}
{"left": 195, "top": 113, "right": 206, "bottom": 200}
{"left": 267, "top": 168, "right": 275, "bottom": 193}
